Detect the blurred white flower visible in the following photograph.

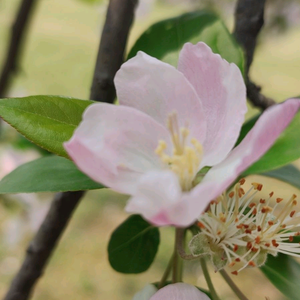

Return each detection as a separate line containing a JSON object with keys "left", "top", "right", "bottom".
{"left": 133, "top": 284, "right": 158, "bottom": 300}
{"left": 135, "top": 0, "right": 155, "bottom": 18}
{"left": 0, "top": 146, "right": 50, "bottom": 248}
{"left": 3, "top": 194, "right": 50, "bottom": 248}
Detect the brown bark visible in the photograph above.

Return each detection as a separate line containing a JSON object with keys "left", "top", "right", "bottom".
{"left": 0, "top": 0, "right": 38, "bottom": 97}
{"left": 233, "top": 0, "right": 275, "bottom": 110}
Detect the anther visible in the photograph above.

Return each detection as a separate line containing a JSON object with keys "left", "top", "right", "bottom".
{"left": 231, "top": 271, "right": 238, "bottom": 275}
{"left": 229, "top": 191, "right": 235, "bottom": 198}
{"left": 239, "top": 178, "right": 246, "bottom": 185}
{"left": 252, "top": 182, "right": 263, "bottom": 191}
{"left": 261, "top": 206, "right": 272, "bottom": 213}
{"left": 248, "top": 261, "right": 256, "bottom": 267}
{"left": 197, "top": 221, "right": 205, "bottom": 229}
{"left": 276, "top": 198, "right": 283, "bottom": 203}
{"left": 238, "top": 188, "right": 245, "bottom": 197}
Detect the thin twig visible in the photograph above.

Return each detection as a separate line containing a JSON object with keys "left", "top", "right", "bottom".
{"left": 219, "top": 269, "right": 249, "bottom": 300}
{"left": 233, "top": 0, "right": 275, "bottom": 110}
{"left": 176, "top": 228, "right": 197, "bottom": 261}
{"left": 0, "top": 0, "right": 38, "bottom": 97}
{"left": 3, "top": 1, "right": 138, "bottom": 299}
{"left": 172, "top": 228, "right": 181, "bottom": 283}
{"left": 200, "top": 258, "right": 221, "bottom": 300}
{"left": 158, "top": 253, "right": 174, "bottom": 289}
{"left": 3, "top": 191, "right": 84, "bottom": 300}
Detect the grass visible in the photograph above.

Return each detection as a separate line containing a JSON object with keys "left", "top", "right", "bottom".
{"left": 0, "top": 0, "right": 300, "bottom": 299}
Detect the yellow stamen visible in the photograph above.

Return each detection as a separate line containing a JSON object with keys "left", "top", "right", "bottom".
{"left": 155, "top": 112, "right": 203, "bottom": 191}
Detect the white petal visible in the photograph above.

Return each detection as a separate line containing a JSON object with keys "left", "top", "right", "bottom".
{"left": 201, "top": 98, "right": 300, "bottom": 197}
{"left": 65, "top": 103, "right": 171, "bottom": 194}
{"left": 150, "top": 283, "right": 211, "bottom": 300}
{"left": 115, "top": 51, "right": 207, "bottom": 144}
{"left": 125, "top": 171, "right": 182, "bottom": 225}
{"left": 178, "top": 42, "right": 247, "bottom": 167}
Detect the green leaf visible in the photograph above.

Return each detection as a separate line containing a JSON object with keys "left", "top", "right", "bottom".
{"left": 0, "top": 95, "right": 94, "bottom": 158}
{"left": 236, "top": 114, "right": 260, "bottom": 146}
{"left": 0, "top": 156, "right": 103, "bottom": 193}
{"left": 108, "top": 215, "right": 160, "bottom": 274}
{"left": 127, "top": 10, "right": 244, "bottom": 73}
{"left": 261, "top": 254, "right": 300, "bottom": 299}
{"left": 261, "top": 164, "right": 300, "bottom": 190}
{"left": 238, "top": 109, "right": 300, "bottom": 175}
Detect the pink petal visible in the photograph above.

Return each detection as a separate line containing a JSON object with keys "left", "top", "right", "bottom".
{"left": 126, "top": 171, "right": 215, "bottom": 227}
{"left": 178, "top": 42, "right": 247, "bottom": 167}
{"left": 64, "top": 103, "right": 171, "bottom": 195}
{"left": 125, "top": 171, "right": 182, "bottom": 225}
{"left": 201, "top": 98, "right": 300, "bottom": 197}
{"left": 115, "top": 51, "right": 207, "bottom": 144}
{"left": 150, "top": 283, "right": 211, "bottom": 300}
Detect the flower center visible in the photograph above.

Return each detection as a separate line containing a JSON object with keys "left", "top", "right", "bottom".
{"left": 155, "top": 112, "right": 203, "bottom": 191}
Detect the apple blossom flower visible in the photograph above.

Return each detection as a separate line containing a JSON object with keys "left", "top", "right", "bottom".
{"left": 64, "top": 42, "right": 300, "bottom": 227}
{"left": 189, "top": 179, "right": 300, "bottom": 274}
{"left": 135, "top": 0, "right": 155, "bottom": 18}
{"left": 0, "top": 147, "right": 50, "bottom": 248}
{"left": 150, "top": 283, "right": 211, "bottom": 300}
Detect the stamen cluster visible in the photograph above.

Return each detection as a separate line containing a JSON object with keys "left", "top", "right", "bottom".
{"left": 189, "top": 179, "right": 300, "bottom": 274}
{"left": 155, "top": 112, "right": 203, "bottom": 191}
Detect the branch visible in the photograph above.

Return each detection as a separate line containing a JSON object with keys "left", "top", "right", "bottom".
{"left": 0, "top": 0, "right": 38, "bottom": 97}
{"left": 233, "top": 0, "right": 275, "bottom": 110}
{"left": 3, "top": 1, "right": 138, "bottom": 299}
{"left": 3, "top": 192, "right": 84, "bottom": 300}
{"left": 90, "top": 0, "right": 138, "bottom": 102}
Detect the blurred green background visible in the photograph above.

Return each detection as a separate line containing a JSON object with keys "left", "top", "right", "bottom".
{"left": 0, "top": 0, "right": 300, "bottom": 299}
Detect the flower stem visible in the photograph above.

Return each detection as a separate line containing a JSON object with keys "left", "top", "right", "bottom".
{"left": 158, "top": 253, "right": 174, "bottom": 289}
{"left": 219, "top": 269, "right": 249, "bottom": 300}
{"left": 200, "top": 258, "right": 221, "bottom": 300}
{"left": 176, "top": 227, "right": 196, "bottom": 260}
{"left": 172, "top": 228, "right": 183, "bottom": 283}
